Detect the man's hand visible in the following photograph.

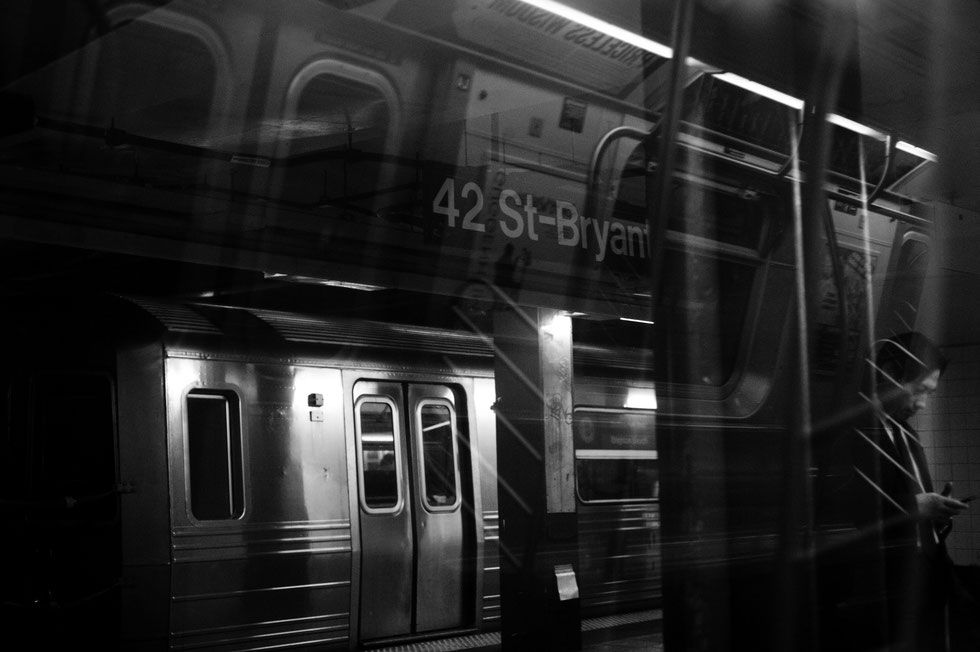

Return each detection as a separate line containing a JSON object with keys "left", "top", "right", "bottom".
{"left": 916, "top": 492, "right": 969, "bottom": 523}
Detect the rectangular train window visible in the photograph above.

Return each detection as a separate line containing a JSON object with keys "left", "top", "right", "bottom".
{"left": 574, "top": 410, "right": 658, "bottom": 503}
{"left": 418, "top": 401, "right": 460, "bottom": 510}
{"left": 356, "top": 399, "right": 401, "bottom": 512}
{"left": 186, "top": 390, "right": 244, "bottom": 521}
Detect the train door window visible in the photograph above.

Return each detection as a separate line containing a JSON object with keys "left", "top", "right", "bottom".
{"left": 355, "top": 398, "right": 402, "bottom": 512}
{"left": 574, "top": 410, "right": 658, "bottom": 503}
{"left": 417, "top": 401, "right": 460, "bottom": 510}
{"left": 30, "top": 373, "right": 117, "bottom": 521}
{"left": 186, "top": 389, "right": 244, "bottom": 521}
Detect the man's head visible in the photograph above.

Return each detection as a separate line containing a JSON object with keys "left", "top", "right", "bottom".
{"left": 874, "top": 331, "right": 948, "bottom": 421}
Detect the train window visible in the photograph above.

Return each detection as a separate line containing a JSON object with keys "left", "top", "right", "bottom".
{"left": 92, "top": 18, "right": 217, "bottom": 144}
{"left": 28, "top": 373, "right": 117, "bottom": 521}
{"left": 356, "top": 399, "right": 401, "bottom": 512}
{"left": 654, "top": 249, "right": 756, "bottom": 385}
{"left": 291, "top": 74, "right": 390, "bottom": 155}
{"left": 611, "top": 143, "right": 775, "bottom": 252}
{"left": 417, "top": 401, "right": 460, "bottom": 511}
{"left": 573, "top": 247, "right": 755, "bottom": 387}
{"left": 877, "top": 232, "right": 930, "bottom": 337}
{"left": 589, "top": 140, "right": 774, "bottom": 387}
{"left": 281, "top": 61, "right": 399, "bottom": 208}
{"left": 574, "top": 410, "right": 658, "bottom": 503}
{"left": 186, "top": 390, "right": 244, "bottom": 521}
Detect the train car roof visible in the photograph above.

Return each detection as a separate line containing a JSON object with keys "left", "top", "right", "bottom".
{"left": 4, "top": 293, "right": 496, "bottom": 372}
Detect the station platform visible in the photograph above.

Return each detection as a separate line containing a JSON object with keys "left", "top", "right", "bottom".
{"left": 370, "top": 609, "right": 663, "bottom": 652}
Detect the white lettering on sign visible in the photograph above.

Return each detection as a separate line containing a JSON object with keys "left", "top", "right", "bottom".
{"left": 433, "top": 178, "right": 647, "bottom": 263}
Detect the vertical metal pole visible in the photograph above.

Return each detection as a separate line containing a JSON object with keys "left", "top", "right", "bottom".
{"left": 783, "top": 2, "right": 859, "bottom": 650}
{"left": 784, "top": 106, "right": 818, "bottom": 652}
{"left": 646, "top": 0, "right": 695, "bottom": 320}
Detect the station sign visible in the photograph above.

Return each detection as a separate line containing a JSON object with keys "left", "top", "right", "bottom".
{"left": 417, "top": 158, "right": 652, "bottom": 314}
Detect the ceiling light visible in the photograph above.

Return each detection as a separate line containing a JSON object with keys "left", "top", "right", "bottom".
{"left": 517, "top": 0, "right": 673, "bottom": 58}
{"left": 895, "top": 140, "right": 938, "bottom": 162}
{"left": 713, "top": 72, "right": 804, "bottom": 110}
{"left": 264, "top": 272, "right": 386, "bottom": 291}
{"left": 827, "top": 113, "right": 887, "bottom": 141}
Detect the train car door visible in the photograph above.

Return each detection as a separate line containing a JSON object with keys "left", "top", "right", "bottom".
{"left": 353, "top": 381, "right": 469, "bottom": 641}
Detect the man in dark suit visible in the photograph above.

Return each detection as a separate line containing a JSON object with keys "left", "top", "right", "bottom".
{"left": 844, "top": 332, "right": 969, "bottom": 651}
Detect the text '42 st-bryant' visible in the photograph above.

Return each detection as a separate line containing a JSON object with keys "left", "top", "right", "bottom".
{"left": 431, "top": 177, "right": 649, "bottom": 263}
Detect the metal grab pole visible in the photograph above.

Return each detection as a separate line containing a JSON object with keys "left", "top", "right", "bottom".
{"left": 646, "top": 0, "right": 695, "bottom": 321}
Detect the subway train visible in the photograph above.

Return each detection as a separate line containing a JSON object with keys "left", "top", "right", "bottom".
{"left": 2, "top": 1, "right": 976, "bottom": 651}
{"left": 0, "top": 292, "right": 657, "bottom": 650}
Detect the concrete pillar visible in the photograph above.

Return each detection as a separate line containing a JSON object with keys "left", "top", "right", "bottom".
{"left": 493, "top": 306, "right": 581, "bottom": 651}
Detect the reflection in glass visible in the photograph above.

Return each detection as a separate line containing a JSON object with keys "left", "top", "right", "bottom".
{"left": 186, "top": 390, "right": 244, "bottom": 520}
{"left": 419, "top": 403, "right": 458, "bottom": 508}
{"left": 576, "top": 457, "right": 659, "bottom": 502}
{"left": 359, "top": 401, "right": 399, "bottom": 510}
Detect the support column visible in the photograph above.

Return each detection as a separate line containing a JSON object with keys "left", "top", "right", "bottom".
{"left": 493, "top": 307, "right": 580, "bottom": 651}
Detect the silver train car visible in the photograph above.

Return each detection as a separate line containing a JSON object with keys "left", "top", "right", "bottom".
{"left": 0, "top": 294, "right": 659, "bottom": 650}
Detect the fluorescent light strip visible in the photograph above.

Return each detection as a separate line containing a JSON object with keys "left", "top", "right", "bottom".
{"left": 827, "top": 113, "right": 888, "bottom": 141}
{"left": 519, "top": 3, "right": 932, "bottom": 165}
{"left": 620, "top": 317, "right": 655, "bottom": 325}
{"left": 713, "top": 72, "right": 804, "bottom": 110}
{"left": 517, "top": 0, "right": 673, "bottom": 58}
{"left": 896, "top": 140, "right": 938, "bottom": 162}
{"left": 264, "top": 272, "right": 386, "bottom": 291}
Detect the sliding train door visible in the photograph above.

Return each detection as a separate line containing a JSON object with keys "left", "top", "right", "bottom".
{"left": 353, "top": 381, "right": 470, "bottom": 641}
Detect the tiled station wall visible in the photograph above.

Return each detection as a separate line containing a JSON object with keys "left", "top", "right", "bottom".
{"left": 917, "top": 344, "right": 980, "bottom": 566}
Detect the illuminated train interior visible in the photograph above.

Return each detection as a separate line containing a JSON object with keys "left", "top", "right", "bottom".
{"left": 2, "top": 1, "right": 980, "bottom": 651}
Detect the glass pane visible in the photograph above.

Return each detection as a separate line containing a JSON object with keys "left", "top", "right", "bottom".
{"left": 292, "top": 75, "right": 390, "bottom": 155}
{"left": 187, "top": 391, "right": 243, "bottom": 520}
{"left": 359, "top": 401, "right": 399, "bottom": 509}
{"left": 419, "top": 403, "right": 458, "bottom": 508}
{"left": 573, "top": 411, "right": 657, "bottom": 451}
{"left": 574, "top": 410, "right": 658, "bottom": 503}
{"left": 576, "top": 458, "right": 659, "bottom": 502}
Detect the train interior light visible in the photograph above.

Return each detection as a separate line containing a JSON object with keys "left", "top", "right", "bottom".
{"left": 263, "top": 272, "right": 387, "bottom": 292}
{"left": 623, "top": 387, "right": 658, "bottom": 411}
{"left": 710, "top": 71, "right": 805, "bottom": 111}
{"left": 826, "top": 112, "right": 889, "bottom": 141}
{"left": 895, "top": 140, "right": 939, "bottom": 162}
{"left": 515, "top": 0, "right": 673, "bottom": 59}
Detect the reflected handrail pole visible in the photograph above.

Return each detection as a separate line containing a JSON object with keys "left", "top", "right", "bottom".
{"left": 786, "top": 1, "right": 861, "bottom": 648}
{"left": 646, "top": 0, "right": 694, "bottom": 323}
